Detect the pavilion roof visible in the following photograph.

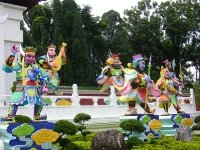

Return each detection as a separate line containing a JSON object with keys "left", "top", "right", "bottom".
{"left": 0, "top": 0, "right": 46, "bottom": 11}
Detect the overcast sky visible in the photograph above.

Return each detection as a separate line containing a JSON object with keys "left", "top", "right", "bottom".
{"left": 74, "top": 0, "right": 170, "bottom": 17}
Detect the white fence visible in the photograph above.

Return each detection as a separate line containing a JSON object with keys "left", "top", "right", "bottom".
{"left": 0, "top": 84, "right": 198, "bottom": 120}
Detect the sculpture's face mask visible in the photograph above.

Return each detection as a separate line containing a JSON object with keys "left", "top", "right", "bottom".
{"left": 47, "top": 48, "right": 56, "bottom": 57}
{"left": 138, "top": 60, "right": 145, "bottom": 71}
{"left": 164, "top": 70, "right": 171, "bottom": 79}
{"left": 166, "top": 63, "right": 172, "bottom": 70}
{"left": 24, "top": 52, "right": 35, "bottom": 64}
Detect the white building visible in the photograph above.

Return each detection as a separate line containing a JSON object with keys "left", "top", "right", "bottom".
{"left": 0, "top": 1, "right": 44, "bottom": 95}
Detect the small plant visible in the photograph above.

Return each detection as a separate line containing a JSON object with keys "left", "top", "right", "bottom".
{"left": 73, "top": 113, "right": 91, "bottom": 139}
{"left": 54, "top": 120, "right": 77, "bottom": 148}
{"left": 14, "top": 115, "right": 32, "bottom": 123}
{"left": 125, "top": 137, "right": 143, "bottom": 150}
{"left": 120, "top": 119, "right": 145, "bottom": 138}
{"left": 194, "top": 115, "right": 200, "bottom": 124}
{"left": 192, "top": 115, "right": 200, "bottom": 131}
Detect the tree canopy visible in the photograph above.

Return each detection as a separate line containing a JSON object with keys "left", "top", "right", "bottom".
{"left": 22, "top": 0, "right": 200, "bottom": 87}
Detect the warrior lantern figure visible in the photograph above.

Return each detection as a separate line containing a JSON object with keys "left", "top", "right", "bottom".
{"left": 2, "top": 46, "right": 49, "bottom": 121}
{"left": 37, "top": 43, "right": 67, "bottom": 94}
{"left": 118, "top": 54, "right": 155, "bottom": 114}
{"left": 96, "top": 53, "right": 124, "bottom": 92}
{"left": 154, "top": 59, "right": 184, "bottom": 114}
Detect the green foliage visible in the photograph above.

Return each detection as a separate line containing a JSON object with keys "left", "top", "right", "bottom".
{"left": 54, "top": 120, "right": 77, "bottom": 136}
{"left": 73, "top": 113, "right": 91, "bottom": 139}
{"left": 74, "top": 113, "right": 91, "bottom": 124}
{"left": 120, "top": 120, "right": 145, "bottom": 133}
{"left": 68, "top": 132, "right": 95, "bottom": 150}
{"left": 71, "top": 12, "right": 93, "bottom": 86}
{"left": 194, "top": 115, "right": 200, "bottom": 124}
{"left": 73, "top": 141, "right": 91, "bottom": 150}
{"left": 14, "top": 115, "right": 32, "bottom": 123}
{"left": 192, "top": 125, "right": 200, "bottom": 131}
{"left": 24, "top": 0, "right": 200, "bottom": 87}
{"left": 192, "top": 115, "right": 200, "bottom": 131}
{"left": 69, "top": 132, "right": 96, "bottom": 142}
{"left": 133, "top": 135, "right": 200, "bottom": 150}
{"left": 126, "top": 137, "right": 143, "bottom": 150}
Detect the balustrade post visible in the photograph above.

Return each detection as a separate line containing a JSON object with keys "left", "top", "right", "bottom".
{"left": 93, "top": 97, "right": 98, "bottom": 106}
{"left": 109, "top": 86, "right": 117, "bottom": 106}
{"left": 0, "top": 139, "right": 4, "bottom": 150}
{"left": 190, "top": 88, "right": 196, "bottom": 111}
{"left": 72, "top": 84, "right": 80, "bottom": 106}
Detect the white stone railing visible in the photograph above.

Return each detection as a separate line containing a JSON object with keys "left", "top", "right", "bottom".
{"left": 0, "top": 84, "right": 197, "bottom": 120}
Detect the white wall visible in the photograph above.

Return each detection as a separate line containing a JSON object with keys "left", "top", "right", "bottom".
{"left": 0, "top": 87, "right": 197, "bottom": 120}
{"left": 0, "top": 2, "right": 26, "bottom": 95}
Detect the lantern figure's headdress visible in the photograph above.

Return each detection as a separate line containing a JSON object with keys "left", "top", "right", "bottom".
{"left": 47, "top": 44, "right": 56, "bottom": 49}
{"left": 24, "top": 47, "right": 37, "bottom": 53}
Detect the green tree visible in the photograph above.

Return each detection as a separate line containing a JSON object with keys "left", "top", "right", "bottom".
{"left": 52, "top": 0, "right": 74, "bottom": 86}
{"left": 73, "top": 113, "right": 91, "bottom": 139}
{"left": 111, "top": 29, "right": 132, "bottom": 67}
{"left": 124, "top": 0, "right": 163, "bottom": 79}
{"left": 157, "top": 0, "right": 200, "bottom": 77}
{"left": 101, "top": 10, "right": 122, "bottom": 42}
{"left": 62, "top": 0, "right": 79, "bottom": 58}
{"left": 24, "top": 3, "right": 52, "bottom": 56}
{"left": 71, "top": 12, "right": 92, "bottom": 86}
{"left": 54, "top": 120, "right": 77, "bottom": 147}
{"left": 80, "top": 5, "right": 103, "bottom": 84}
{"left": 52, "top": 0, "right": 63, "bottom": 47}
{"left": 120, "top": 120, "right": 145, "bottom": 138}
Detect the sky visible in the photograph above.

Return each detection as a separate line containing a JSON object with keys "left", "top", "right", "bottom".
{"left": 45, "top": 0, "right": 170, "bottom": 17}
{"left": 74, "top": 0, "right": 169, "bottom": 17}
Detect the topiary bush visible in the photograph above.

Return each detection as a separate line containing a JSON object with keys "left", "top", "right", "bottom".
{"left": 73, "top": 113, "right": 91, "bottom": 139}
{"left": 120, "top": 119, "right": 145, "bottom": 138}
{"left": 192, "top": 115, "right": 200, "bottom": 131}
{"left": 194, "top": 115, "right": 200, "bottom": 124}
{"left": 192, "top": 125, "right": 200, "bottom": 131}
{"left": 125, "top": 137, "right": 143, "bottom": 150}
{"left": 54, "top": 120, "right": 77, "bottom": 149}
{"left": 73, "top": 141, "right": 91, "bottom": 150}
{"left": 133, "top": 135, "right": 200, "bottom": 150}
{"left": 54, "top": 120, "right": 77, "bottom": 136}
{"left": 14, "top": 115, "right": 32, "bottom": 123}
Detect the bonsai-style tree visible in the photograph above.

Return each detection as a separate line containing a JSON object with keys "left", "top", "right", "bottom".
{"left": 192, "top": 115, "right": 200, "bottom": 131}
{"left": 120, "top": 120, "right": 145, "bottom": 138}
{"left": 73, "top": 113, "right": 91, "bottom": 139}
{"left": 15, "top": 115, "right": 32, "bottom": 123}
{"left": 54, "top": 120, "right": 77, "bottom": 148}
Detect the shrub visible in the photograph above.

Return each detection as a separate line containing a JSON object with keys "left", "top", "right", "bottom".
{"left": 54, "top": 120, "right": 77, "bottom": 136}
{"left": 73, "top": 113, "right": 91, "bottom": 139}
{"left": 133, "top": 135, "right": 200, "bottom": 150}
{"left": 73, "top": 141, "right": 91, "bottom": 150}
{"left": 69, "top": 132, "right": 96, "bottom": 142}
{"left": 194, "top": 115, "right": 200, "bottom": 124}
{"left": 14, "top": 115, "right": 32, "bottom": 123}
{"left": 54, "top": 120, "right": 77, "bottom": 149}
{"left": 120, "top": 120, "right": 145, "bottom": 138}
{"left": 192, "top": 124, "right": 200, "bottom": 131}
{"left": 126, "top": 137, "right": 143, "bottom": 150}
